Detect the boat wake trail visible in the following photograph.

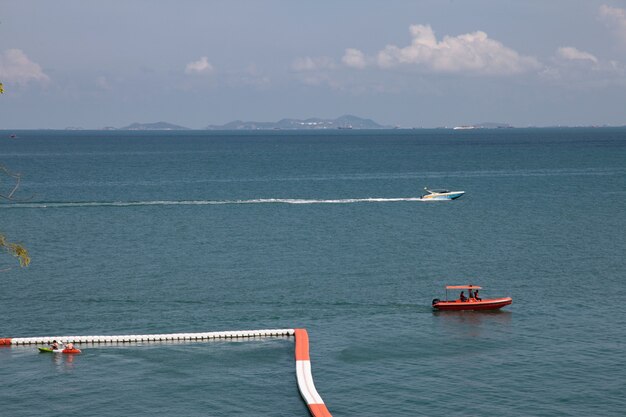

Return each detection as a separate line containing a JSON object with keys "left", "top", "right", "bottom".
{"left": 2, "top": 197, "right": 430, "bottom": 209}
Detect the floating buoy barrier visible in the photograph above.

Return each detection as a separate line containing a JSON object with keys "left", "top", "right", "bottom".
{"left": 294, "top": 329, "right": 332, "bottom": 417}
{"left": 1, "top": 328, "right": 332, "bottom": 417}
{"left": 0, "top": 328, "right": 294, "bottom": 345}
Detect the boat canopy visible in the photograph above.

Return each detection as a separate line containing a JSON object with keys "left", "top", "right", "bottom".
{"left": 424, "top": 187, "right": 450, "bottom": 193}
{"left": 446, "top": 285, "right": 482, "bottom": 290}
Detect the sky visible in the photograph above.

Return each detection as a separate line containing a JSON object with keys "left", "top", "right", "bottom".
{"left": 1, "top": 0, "right": 626, "bottom": 129}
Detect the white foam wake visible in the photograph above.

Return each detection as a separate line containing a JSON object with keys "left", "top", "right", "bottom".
{"left": 1, "top": 197, "right": 431, "bottom": 209}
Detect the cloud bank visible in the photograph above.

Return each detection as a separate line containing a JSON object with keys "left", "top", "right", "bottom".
{"left": 185, "top": 57, "right": 214, "bottom": 75}
{"left": 0, "top": 49, "right": 49, "bottom": 84}
{"left": 600, "top": 5, "right": 626, "bottom": 43}
{"left": 346, "top": 24, "right": 541, "bottom": 75}
{"left": 556, "top": 47, "right": 598, "bottom": 63}
{"left": 342, "top": 48, "right": 367, "bottom": 69}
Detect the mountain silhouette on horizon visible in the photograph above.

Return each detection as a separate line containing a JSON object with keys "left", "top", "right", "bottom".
{"left": 206, "top": 115, "right": 390, "bottom": 130}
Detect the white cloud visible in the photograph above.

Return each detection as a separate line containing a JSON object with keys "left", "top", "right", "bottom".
{"left": 291, "top": 56, "right": 335, "bottom": 72}
{"left": 342, "top": 48, "right": 367, "bottom": 69}
{"left": 185, "top": 56, "right": 214, "bottom": 75}
{"left": 542, "top": 45, "right": 625, "bottom": 87}
{"left": 372, "top": 24, "right": 541, "bottom": 75}
{"left": 600, "top": 5, "right": 626, "bottom": 43}
{"left": 0, "top": 49, "right": 49, "bottom": 85}
{"left": 556, "top": 47, "right": 598, "bottom": 63}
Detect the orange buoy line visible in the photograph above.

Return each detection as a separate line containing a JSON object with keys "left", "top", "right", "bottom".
{"left": 294, "top": 329, "right": 332, "bottom": 417}
{"left": 1, "top": 328, "right": 332, "bottom": 417}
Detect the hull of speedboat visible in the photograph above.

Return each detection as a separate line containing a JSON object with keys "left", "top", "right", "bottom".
{"left": 432, "top": 297, "right": 512, "bottom": 311}
{"left": 421, "top": 191, "right": 465, "bottom": 200}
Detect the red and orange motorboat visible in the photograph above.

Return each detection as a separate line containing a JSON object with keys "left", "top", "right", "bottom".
{"left": 432, "top": 284, "right": 512, "bottom": 311}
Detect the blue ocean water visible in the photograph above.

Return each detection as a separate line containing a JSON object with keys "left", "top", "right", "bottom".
{"left": 1, "top": 128, "right": 625, "bottom": 416}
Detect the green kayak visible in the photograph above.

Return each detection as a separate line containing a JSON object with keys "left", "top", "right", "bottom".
{"left": 38, "top": 347, "right": 56, "bottom": 353}
{"left": 38, "top": 346, "right": 81, "bottom": 354}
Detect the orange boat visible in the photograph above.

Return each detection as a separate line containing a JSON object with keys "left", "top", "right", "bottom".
{"left": 432, "top": 285, "right": 512, "bottom": 311}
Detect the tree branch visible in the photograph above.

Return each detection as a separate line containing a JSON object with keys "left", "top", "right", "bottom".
{"left": 1, "top": 164, "right": 31, "bottom": 268}
{"left": 0, "top": 165, "right": 22, "bottom": 201}
{"left": 0, "top": 233, "right": 31, "bottom": 267}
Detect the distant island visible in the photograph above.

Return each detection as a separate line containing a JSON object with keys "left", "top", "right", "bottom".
{"left": 48, "top": 115, "right": 626, "bottom": 131}
{"left": 46, "top": 118, "right": 626, "bottom": 131}
{"left": 205, "top": 115, "right": 390, "bottom": 130}
{"left": 94, "top": 115, "right": 389, "bottom": 131}
{"left": 116, "top": 122, "right": 190, "bottom": 131}
{"left": 451, "top": 122, "right": 514, "bottom": 130}
{"left": 64, "top": 118, "right": 626, "bottom": 131}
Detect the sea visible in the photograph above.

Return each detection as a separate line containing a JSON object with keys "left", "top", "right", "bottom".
{"left": 0, "top": 128, "right": 625, "bottom": 416}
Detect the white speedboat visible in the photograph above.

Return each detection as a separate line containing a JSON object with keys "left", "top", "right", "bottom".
{"left": 420, "top": 187, "right": 465, "bottom": 200}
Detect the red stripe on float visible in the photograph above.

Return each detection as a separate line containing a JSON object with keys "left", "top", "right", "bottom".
{"left": 294, "top": 328, "right": 310, "bottom": 361}
{"left": 0, "top": 338, "right": 12, "bottom": 346}
{"left": 308, "top": 403, "right": 333, "bottom": 417}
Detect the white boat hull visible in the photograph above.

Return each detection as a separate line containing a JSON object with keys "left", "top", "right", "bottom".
{"left": 421, "top": 191, "right": 465, "bottom": 200}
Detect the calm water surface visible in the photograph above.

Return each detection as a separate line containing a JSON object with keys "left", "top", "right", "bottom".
{"left": 1, "top": 129, "right": 625, "bottom": 416}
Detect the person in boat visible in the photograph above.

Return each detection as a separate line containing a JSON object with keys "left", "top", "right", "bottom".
{"left": 468, "top": 289, "right": 474, "bottom": 299}
{"left": 474, "top": 290, "right": 482, "bottom": 301}
{"left": 50, "top": 340, "right": 59, "bottom": 350}
{"left": 459, "top": 291, "right": 467, "bottom": 302}
{"left": 66, "top": 342, "right": 74, "bottom": 350}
